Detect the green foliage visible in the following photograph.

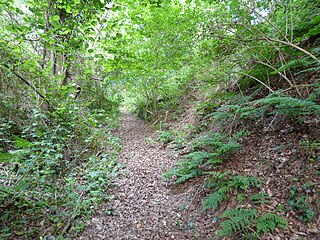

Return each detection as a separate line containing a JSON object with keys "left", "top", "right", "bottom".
{"left": 274, "top": 57, "right": 319, "bottom": 74}
{"left": 1, "top": 0, "right": 319, "bottom": 238}
{"left": 163, "top": 151, "right": 208, "bottom": 183}
{"left": 0, "top": 26, "right": 121, "bottom": 231}
{"left": 288, "top": 185, "right": 316, "bottom": 222}
{"left": 256, "top": 213, "right": 288, "bottom": 235}
{"left": 217, "top": 208, "right": 287, "bottom": 238}
{"left": 157, "top": 129, "right": 187, "bottom": 148}
{"left": 250, "top": 192, "right": 272, "bottom": 204}
{"left": 163, "top": 131, "right": 243, "bottom": 183}
{"left": 252, "top": 94, "right": 320, "bottom": 116}
{"left": 209, "top": 90, "right": 320, "bottom": 124}
{"left": 228, "top": 175, "right": 261, "bottom": 192}
{"left": 193, "top": 131, "right": 244, "bottom": 153}
{"left": 203, "top": 173, "right": 261, "bottom": 211}
{"left": 0, "top": 99, "right": 121, "bottom": 238}
{"left": 157, "top": 130, "right": 176, "bottom": 144}
{"left": 217, "top": 208, "right": 257, "bottom": 237}
{"left": 300, "top": 139, "right": 320, "bottom": 161}
{"left": 203, "top": 190, "right": 228, "bottom": 211}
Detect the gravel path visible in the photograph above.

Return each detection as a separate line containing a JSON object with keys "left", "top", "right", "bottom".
{"left": 79, "top": 114, "right": 188, "bottom": 239}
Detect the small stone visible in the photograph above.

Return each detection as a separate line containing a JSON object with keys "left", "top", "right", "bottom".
{"left": 211, "top": 217, "right": 219, "bottom": 223}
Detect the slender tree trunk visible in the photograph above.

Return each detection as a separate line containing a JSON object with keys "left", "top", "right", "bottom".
{"left": 61, "top": 53, "right": 70, "bottom": 86}
{"left": 50, "top": 51, "right": 56, "bottom": 77}
{"left": 152, "top": 87, "right": 158, "bottom": 120}
{"left": 41, "top": 48, "right": 47, "bottom": 69}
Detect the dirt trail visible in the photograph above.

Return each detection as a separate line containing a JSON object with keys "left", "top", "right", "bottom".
{"left": 80, "top": 114, "right": 190, "bottom": 239}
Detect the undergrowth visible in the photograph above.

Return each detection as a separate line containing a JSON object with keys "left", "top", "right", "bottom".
{"left": 203, "top": 172, "right": 261, "bottom": 211}
{"left": 0, "top": 106, "right": 121, "bottom": 239}
{"left": 163, "top": 131, "right": 244, "bottom": 183}
{"left": 161, "top": 128, "right": 288, "bottom": 239}
{"left": 208, "top": 89, "right": 320, "bottom": 124}
{"left": 217, "top": 208, "right": 287, "bottom": 238}
{"left": 288, "top": 184, "right": 316, "bottom": 223}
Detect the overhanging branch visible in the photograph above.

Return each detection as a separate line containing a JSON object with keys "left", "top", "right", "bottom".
{"left": 1, "top": 63, "right": 53, "bottom": 108}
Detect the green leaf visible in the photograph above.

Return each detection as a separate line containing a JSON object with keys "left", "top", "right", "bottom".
{"left": 14, "top": 137, "right": 33, "bottom": 148}
{"left": 256, "top": 213, "right": 287, "bottom": 235}
{"left": 52, "top": 15, "right": 60, "bottom": 21}
{"left": 18, "top": 182, "right": 28, "bottom": 191}
{"left": 0, "top": 152, "right": 12, "bottom": 162}
{"left": 203, "top": 191, "right": 228, "bottom": 210}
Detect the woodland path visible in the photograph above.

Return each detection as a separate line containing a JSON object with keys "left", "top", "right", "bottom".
{"left": 79, "top": 113, "right": 199, "bottom": 239}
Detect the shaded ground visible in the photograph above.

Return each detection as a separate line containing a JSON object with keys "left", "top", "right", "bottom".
{"left": 79, "top": 114, "right": 214, "bottom": 239}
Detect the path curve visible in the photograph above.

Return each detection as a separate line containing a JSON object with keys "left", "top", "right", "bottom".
{"left": 80, "top": 114, "right": 186, "bottom": 239}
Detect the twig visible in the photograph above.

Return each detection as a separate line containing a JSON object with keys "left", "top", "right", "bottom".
{"left": 236, "top": 71, "right": 274, "bottom": 93}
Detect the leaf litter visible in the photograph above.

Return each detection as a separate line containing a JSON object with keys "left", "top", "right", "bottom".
{"left": 79, "top": 113, "right": 215, "bottom": 239}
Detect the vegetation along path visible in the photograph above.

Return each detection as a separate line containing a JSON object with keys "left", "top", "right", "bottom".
{"left": 81, "top": 114, "right": 194, "bottom": 239}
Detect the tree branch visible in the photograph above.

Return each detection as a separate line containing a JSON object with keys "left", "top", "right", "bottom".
{"left": 1, "top": 63, "right": 53, "bottom": 108}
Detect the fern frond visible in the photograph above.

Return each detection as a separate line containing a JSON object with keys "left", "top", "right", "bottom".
{"left": 206, "top": 171, "right": 230, "bottom": 179}
{"left": 250, "top": 192, "right": 271, "bottom": 204}
{"left": 162, "top": 167, "right": 180, "bottom": 180}
{"left": 217, "top": 186, "right": 232, "bottom": 194}
{"left": 175, "top": 168, "right": 203, "bottom": 183}
{"left": 220, "top": 207, "right": 257, "bottom": 218}
{"left": 256, "top": 213, "right": 287, "bottom": 235}
{"left": 203, "top": 191, "right": 227, "bottom": 210}
{"left": 205, "top": 154, "right": 223, "bottom": 165}
{"left": 217, "top": 208, "right": 257, "bottom": 237}
{"left": 209, "top": 91, "right": 320, "bottom": 122}
{"left": 204, "top": 171, "right": 230, "bottom": 189}
{"left": 229, "top": 175, "right": 261, "bottom": 192}
{"left": 182, "top": 151, "right": 212, "bottom": 165}
{"left": 257, "top": 97, "right": 320, "bottom": 115}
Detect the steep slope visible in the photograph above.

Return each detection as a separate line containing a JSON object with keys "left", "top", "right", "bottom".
{"left": 155, "top": 82, "right": 320, "bottom": 239}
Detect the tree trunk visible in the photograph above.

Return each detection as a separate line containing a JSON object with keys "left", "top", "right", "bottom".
{"left": 50, "top": 50, "right": 56, "bottom": 77}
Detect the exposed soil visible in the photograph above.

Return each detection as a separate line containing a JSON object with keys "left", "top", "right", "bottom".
{"left": 79, "top": 114, "right": 215, "bottom": 240}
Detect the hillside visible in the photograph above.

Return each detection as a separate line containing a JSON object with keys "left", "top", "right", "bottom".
{"left": 153, "top": 77, "right": 320, "bottom": 239}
